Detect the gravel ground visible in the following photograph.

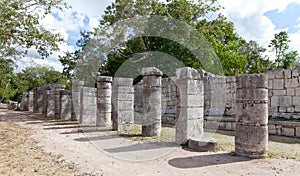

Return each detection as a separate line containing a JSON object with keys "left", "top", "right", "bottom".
{"left": 1, "top": 109, "right": 300, "bottom": 176}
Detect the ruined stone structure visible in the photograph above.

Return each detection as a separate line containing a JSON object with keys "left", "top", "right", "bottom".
{"left": 235, "top": 74, "right": 268, "bottom": 158}
{"left": 72, "top": 80, "right": 84, "bottom": 121}
{"left": 96, "top": 76, "right": 112, "bottom": 127}
{"left": 175, "top": 67, "right": 204, "bottom": 144}
{"left": 141, "top": 67, "right": 163, "bottom": 136}
{"left": 18, "top": 67, "right": 300, "bottom": 157}
{"left": 60, "top": 90, "right": 72, "bottom": 120}
{"left": 80, "top": 87, "right": 97, "bottom": 125}
{"left": 112, "top": 78, "right": 134, "bottom": 131}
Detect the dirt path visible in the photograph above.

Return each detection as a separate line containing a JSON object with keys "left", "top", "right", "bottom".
{"left": 1, "top": 109, "right": 300, "bottom": 176}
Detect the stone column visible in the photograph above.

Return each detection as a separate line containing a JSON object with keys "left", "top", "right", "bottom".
{"left": 54, "top": 84, "right": 65, "bottom": 118}
{"left": 141, "top": 67, "right": 163, "bottom": 136}
{"left": 96, "top": 76, "right": 112, "bottom": 127}
{"left": 36, "top": 87, "right": 43, "bottom": 113}
{"left": 60, "top": 90, "right": 72, "bottom": 120}
{"left": 46, "top": 89, "right": 55, "bottom": 118}
{"left": 19, "top": 92, "right": 29, "bottom": 111}
{"left": 112, "top": 78, "right": 134, "bottom": 131}
{"left": 80, "top": 87, "right": 97, "bottom": 124}
{"left": 175, "top": 67, "right": 204, "bottom": 144}
{"left": 28, "top": 91, "right": 34, "bottom": 112}
{"left": 235, "top": 74, "right": 268, "bottom": 158}
{"left": 72, "top": 80, "right": 84, "bottom": 121}
{"left": 33, "top": 88, "right": 38, "bottom": 113}
{"left": 42, "top": 86, "right": 49, "bottom": 116}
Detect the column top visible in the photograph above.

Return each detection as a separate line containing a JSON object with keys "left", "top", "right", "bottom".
{"left": 96, "top": 76, "right": 113, "bottom": 82}
{"left": 72, "top": 80, "right": 84, "bottom": 86}
{"left": 176, "top": 67, "right": 201, "bottom": 80}
{"left": 141, "top": 67, "right": 163, "bottom": 76}
{"left": 113, "top": 77, "right": 133, "bottom": 86}
{"left": 236, "top": 74, "right": 268, "bottom": 89}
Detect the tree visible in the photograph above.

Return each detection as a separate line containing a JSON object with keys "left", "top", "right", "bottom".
{"left": 0, "top": 58, "right": 17, "bottom": 102}
{"left": 0, "top": 0, "right": 67, "bottom": 59}
{"left": 60, "top": 0, "right": 272, "bottom": 77}
{"left": 59, "top": 31, "right": 92, "bottom": 79}
{"left": 269, "top": 31, "right": 299, "bottom": 69}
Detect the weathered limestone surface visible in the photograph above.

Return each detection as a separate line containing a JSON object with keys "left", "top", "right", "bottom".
{"left": 96, "top": 76, "right": 112, "bottom": 127}
{"left": 28, "top": 91, "right": 34, "bottom": 112}
{"left": 72, "top": 80, "right": 84, "bottom": 120}
{"left": 235, "top": 74, "right": 268, "bottom": 158}
{"left": 80, "top": 87, "right": 97, "bottom": 125}
{"left": 36, "top": 87, "right": 43, "bottom": 113}
{"left": 267, "top": 68, "right": 300, "bottom": 119}
{"left": 19, "top": 93, "right": 29, "bottom": 111}
{"left": 188, "top": 138, "right": 218, "bottom": 152}
{"left": 175, "top": 67, "right": 204, "bottom": 144}
{"left": 112, "top": 78, "right": 134, "bottom": 131}
{"left": 60, "top": 90, "right": 72, "bottom": 120}
{"left": 203, "top": 76, "right": 226, "bottom": 116}
{"left": 141, "top": 67, "right": 163, "bottom": 136}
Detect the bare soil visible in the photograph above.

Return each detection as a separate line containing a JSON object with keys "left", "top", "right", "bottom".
{"left": 1, "top": 109, "right": 300, "bottom": 176}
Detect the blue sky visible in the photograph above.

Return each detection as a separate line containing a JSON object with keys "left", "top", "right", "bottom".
{"left": 20, "top": 0, "right": 300, "bottom": 71}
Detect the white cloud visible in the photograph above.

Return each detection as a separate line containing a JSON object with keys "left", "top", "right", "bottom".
{"left": 218, "top": 0, "right": 300, "bottom": 55}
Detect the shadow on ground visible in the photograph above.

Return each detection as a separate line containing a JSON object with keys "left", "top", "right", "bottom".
{"left": 168, "top": 153, "right": 250, "bottom": 168}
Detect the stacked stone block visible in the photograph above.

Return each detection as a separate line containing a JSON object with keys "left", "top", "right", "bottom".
{"left": 134, "top": 81, "right": 143, "bottom": 114}
{"left": 46, "top": 89, "right": 55, "bottom": 118}
{"left": 225, "top": 76, "right": 236, "bottom": 116}
{"left": 80, "top": 87, "right": 97, "bottom": 125}
{"left": 96, "top": 76, "right": 112, "bottom": 127}
{"left": 54, "top": 84, "right": 65, "bottom": 118}
{"left": 19, "top": 93, "right": 29, "bottom": 111}
{"left": 28, "top": 91, "right": 34, "bottom": 112}
{"left": 72, "top": 80, "right": 84, "bottom": 120}
{"left": 267, "top": 68, "right": 300, "bottom": 118}
{"left": 203, "top": 76, "right": 226, "bottom": 116}
{"left": 112, "top": 78, "right": 134, "bottom": 131}
{"left": 141, "top": 67, "right": 163, "bottom": 136}
{"left": 60, "top": 90, "right": 72, "bottom": 120}
{"left": 36, "top": 87, "right": 43, "bottom": 113}
{"left": 161, "top": 77, "right": 177, "bottom": 124}
{"left": 235, "top": 74, "right": 268, "bottom": 158}
{"left": 175, "top": 67, "right": 204, "bottom": 144}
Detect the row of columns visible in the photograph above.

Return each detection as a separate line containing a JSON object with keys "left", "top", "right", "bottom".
{"left": 23, "top": 66, "right": 268, "bottom": 158}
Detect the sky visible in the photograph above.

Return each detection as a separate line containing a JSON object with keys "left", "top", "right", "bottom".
{"left": 19, "top": 0, "right": 300, "bottom": 72}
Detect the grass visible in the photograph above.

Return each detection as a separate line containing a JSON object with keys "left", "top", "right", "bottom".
{"left": 118, "top": 124, "right": 175, "bottom": 143}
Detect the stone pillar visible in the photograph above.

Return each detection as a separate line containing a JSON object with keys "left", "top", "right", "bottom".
{"left": 72, "top": 80, "right": 84, "bottom": 121}
{"left": 28, "top": 91, "right": 34, "bottom": 112}
{"left": 80, "top": 87, "right": 97, "bottom": 125}
{"left": 112, "top": 78, "right": 134, "bottom": 131}
{"left": 33, "top": 88, "right": 38, "bottom": 113}
{"left": 141, "top": 67, "right": 163, "bottom": 136}
{"left": 19, "top": 92, "right": 29, "bottom": 111}
{"left": 60, "top": 90, "right": 72, "bottom": 120}
{"left": 96, "top": 76, "right": 112, "bottom": 127}
{"left": 36, "top": 87, "right": 43, "bottom": 113}
{"left": 42, "top": 87, "right": 49, "bottom": 116}
{"left": 46, "top": 89, "right": 55, "bottom": 118}
{"left": 175, "top": 67, "right": 204, "bottom": 144}
{"left": 54, "top": 84, "right": 65, "bottom": 118}
{"left": 235, "top": 74, "right": 268, "bottom": 158}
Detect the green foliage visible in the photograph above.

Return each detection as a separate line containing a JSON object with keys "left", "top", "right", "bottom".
{"left": 269, "top": 31, "right": 299, "bottom": 69}
{"left": 0, "top": 58, "right": 70, "bottom": 102}
{"left": 59, "top": 31, "right": 92, "bottom": 79}
{"left": 0, "top": 0, "right": 67, "bottom": 59}
{"left": 0, "top": 58, "right": 17, "bottom": 102}
{"left": 59, "top": 0, "right": 298, "bottom": 78}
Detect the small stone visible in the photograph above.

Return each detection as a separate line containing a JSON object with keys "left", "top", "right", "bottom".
{"left": 188, "top": 138, "right": 218, "bottom": 152}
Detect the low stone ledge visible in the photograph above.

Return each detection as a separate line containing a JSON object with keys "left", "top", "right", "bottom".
{"left": 188, "top": 138, "right": 218, "bottom": 152}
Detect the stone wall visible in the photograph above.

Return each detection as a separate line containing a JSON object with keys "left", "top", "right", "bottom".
{"left": 266, "top": 68, "right": 300, "bottom": 119}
